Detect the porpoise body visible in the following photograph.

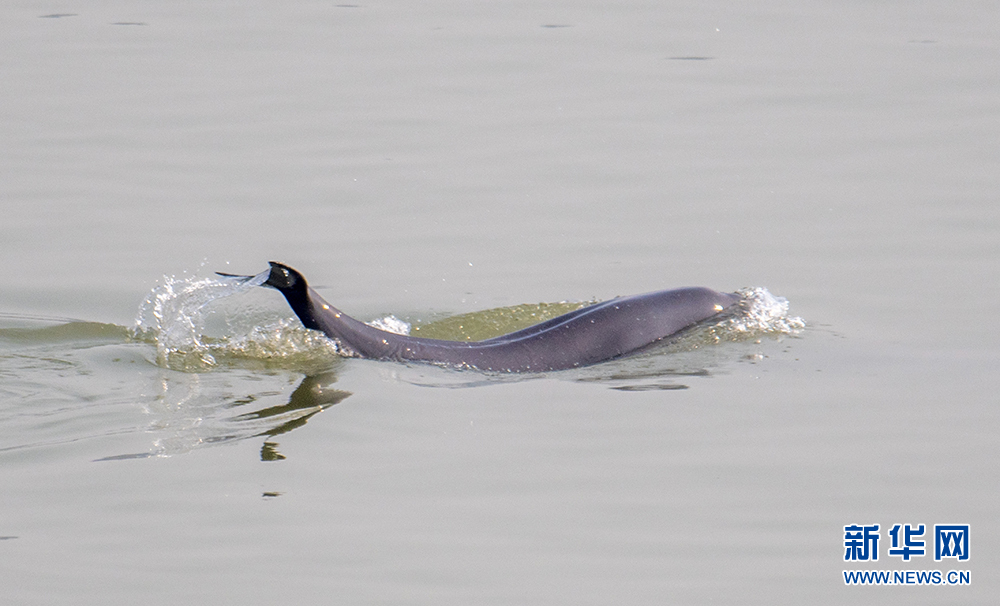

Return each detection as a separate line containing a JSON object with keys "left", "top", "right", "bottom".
{"left": 243, "top": 262, "right": 739, "bottom": 372}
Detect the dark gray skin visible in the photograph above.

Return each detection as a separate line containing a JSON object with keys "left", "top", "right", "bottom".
{"left": 238, "top": 262, "right": 740, "bottom": 372}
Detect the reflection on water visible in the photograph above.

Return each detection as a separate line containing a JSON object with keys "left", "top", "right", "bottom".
{"left": 0, "top": 310, "right": 351, "bottom": 462}
{"left": 109, "top": 371, "right": 351, "bottom": 462}
{"left": 232, "top": 372, "right": 351, "bottom": 461}
{"left": 609, "top": 383, "right": 690, "bottom": 392}
{"left": 575, "top": 366, "right": 712, "bottom": 391}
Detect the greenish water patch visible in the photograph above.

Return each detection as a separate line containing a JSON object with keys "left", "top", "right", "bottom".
{"left": 410, "top": 301, "right": 593, "bottom": 341}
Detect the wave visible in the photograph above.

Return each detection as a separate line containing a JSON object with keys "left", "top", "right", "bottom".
{"left": 0, "top": 318, "right": 129, "bottom": 347}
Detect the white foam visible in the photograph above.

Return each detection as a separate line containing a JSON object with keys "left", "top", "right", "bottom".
{"left": 367, "top": 315, "right": 411, "bottom": 335}
{"left": 712, "top": 286, "right": 806, "bottom": 341}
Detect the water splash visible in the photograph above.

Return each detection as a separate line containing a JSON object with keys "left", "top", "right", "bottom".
{"left": 714, "top": 286, "right": 805, "bottom": 338}
{"left": 664, "top": 286, "right": 804, "bottom": 352}
{"left": 131, "top": 270, "right": 340, "bottom": 372}
{"left": 133, "top": 270, "right": 264, "bottom": 340}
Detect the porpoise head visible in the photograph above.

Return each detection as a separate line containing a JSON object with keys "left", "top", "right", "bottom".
{"left": 261, "top": 262, "right": 322, "bottom": 331}
{"left": 264, "top": 262, "right": 306, "bottom": 291}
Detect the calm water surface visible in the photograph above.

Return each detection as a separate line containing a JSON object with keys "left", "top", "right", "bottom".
{"left": 2, "top": 1, "right": 998, "bottom": 604}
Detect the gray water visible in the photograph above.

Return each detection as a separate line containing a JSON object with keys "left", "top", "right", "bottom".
{"left": 2, "top": 1, "right": 998, "bottom": 604}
